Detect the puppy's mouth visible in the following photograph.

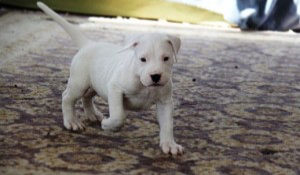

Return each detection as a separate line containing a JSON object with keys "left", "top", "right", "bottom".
{"left": 149, "top": 83, "right": 163, "bottom": 87}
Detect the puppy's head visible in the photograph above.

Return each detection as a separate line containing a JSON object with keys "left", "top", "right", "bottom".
{"left": 121, "top": 33, "right": 181, "bottom": 87}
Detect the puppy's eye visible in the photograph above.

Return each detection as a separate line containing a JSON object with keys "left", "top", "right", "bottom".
{"left": 163, "top": 57, "right": 169, "bottom": 62}
{"left": 140, "top": 58, "right": 146, "bottom": 62}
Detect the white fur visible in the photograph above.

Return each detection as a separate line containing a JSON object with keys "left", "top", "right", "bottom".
{"left": 37, "top": 2, "right": 183, "bottom": 155}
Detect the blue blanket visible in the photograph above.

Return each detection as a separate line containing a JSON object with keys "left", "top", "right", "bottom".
{"left": 224, "top": 0, "right": 300, "bottom": 31}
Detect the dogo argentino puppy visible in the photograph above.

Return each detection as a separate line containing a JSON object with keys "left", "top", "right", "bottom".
{"left": 37, "top": 2, "right": 184, "bottom": 155}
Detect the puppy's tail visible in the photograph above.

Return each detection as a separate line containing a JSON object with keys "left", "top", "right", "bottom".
{"left": 37, "top": 2, "right": 90, "bottom": 48}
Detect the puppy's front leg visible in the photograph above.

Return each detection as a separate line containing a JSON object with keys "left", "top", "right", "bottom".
{"left": 157, "top": 99, "right": 184, "bottom": 155}
{"left": 102, "top": 85, "right": 126, "bottom": 131}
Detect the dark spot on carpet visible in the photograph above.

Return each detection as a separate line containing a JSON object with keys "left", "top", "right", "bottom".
{"left": 236, "top": 121, "right": 247, "bottom": 126}
{"left": 260, "top": 148, "right": 278, "bottom": 155}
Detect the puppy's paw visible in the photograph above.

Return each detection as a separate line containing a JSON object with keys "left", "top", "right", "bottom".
{"left": 101, "top": 118, "right": 123, "bottom": 131}
{"left": 64, "top": 118, "right": 85, "bottom": 131}
{"left": 160, "top": 141, "right": 184, "bottom": 155}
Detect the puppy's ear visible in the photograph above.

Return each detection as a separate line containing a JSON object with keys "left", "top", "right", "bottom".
{"left": 118, "top": 42, "right": 139, "bottom": 53}
{"left": 118, "top": 34, "right": 142, "bottom": 53}
{"left": 167, "top": 35, "right": 181, "bottom": 62}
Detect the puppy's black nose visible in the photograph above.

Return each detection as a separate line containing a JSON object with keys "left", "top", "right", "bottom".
{"left": 151, "top": 74, "right": 161, "bottom": 83}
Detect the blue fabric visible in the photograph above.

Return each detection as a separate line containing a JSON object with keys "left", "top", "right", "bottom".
{"left": 228, "top": 0, "right": 300, "bottom": 31}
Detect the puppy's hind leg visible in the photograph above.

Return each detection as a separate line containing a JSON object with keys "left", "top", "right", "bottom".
{"left": 62, "top": 80, "right": 87, "bottom": 131}
{"left": 82, "top": 88, "right": 104, "bottom": 122}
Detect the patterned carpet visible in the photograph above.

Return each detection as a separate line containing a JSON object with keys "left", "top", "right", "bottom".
{"left": 1, "top": 11, "right": 300, "bottom": 175}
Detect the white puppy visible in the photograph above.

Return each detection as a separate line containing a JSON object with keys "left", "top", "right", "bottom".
{"left": 37, "top": 2, "right": 183, "bottom": 155}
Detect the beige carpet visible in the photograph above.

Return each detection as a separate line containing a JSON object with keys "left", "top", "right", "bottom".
{"left": 0, "top": 10, "right": 300, "bottom": 175}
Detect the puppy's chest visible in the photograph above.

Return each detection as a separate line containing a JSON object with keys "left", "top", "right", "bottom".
{"left": 123, "top": 89, "right": 160, "bottom": 110}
